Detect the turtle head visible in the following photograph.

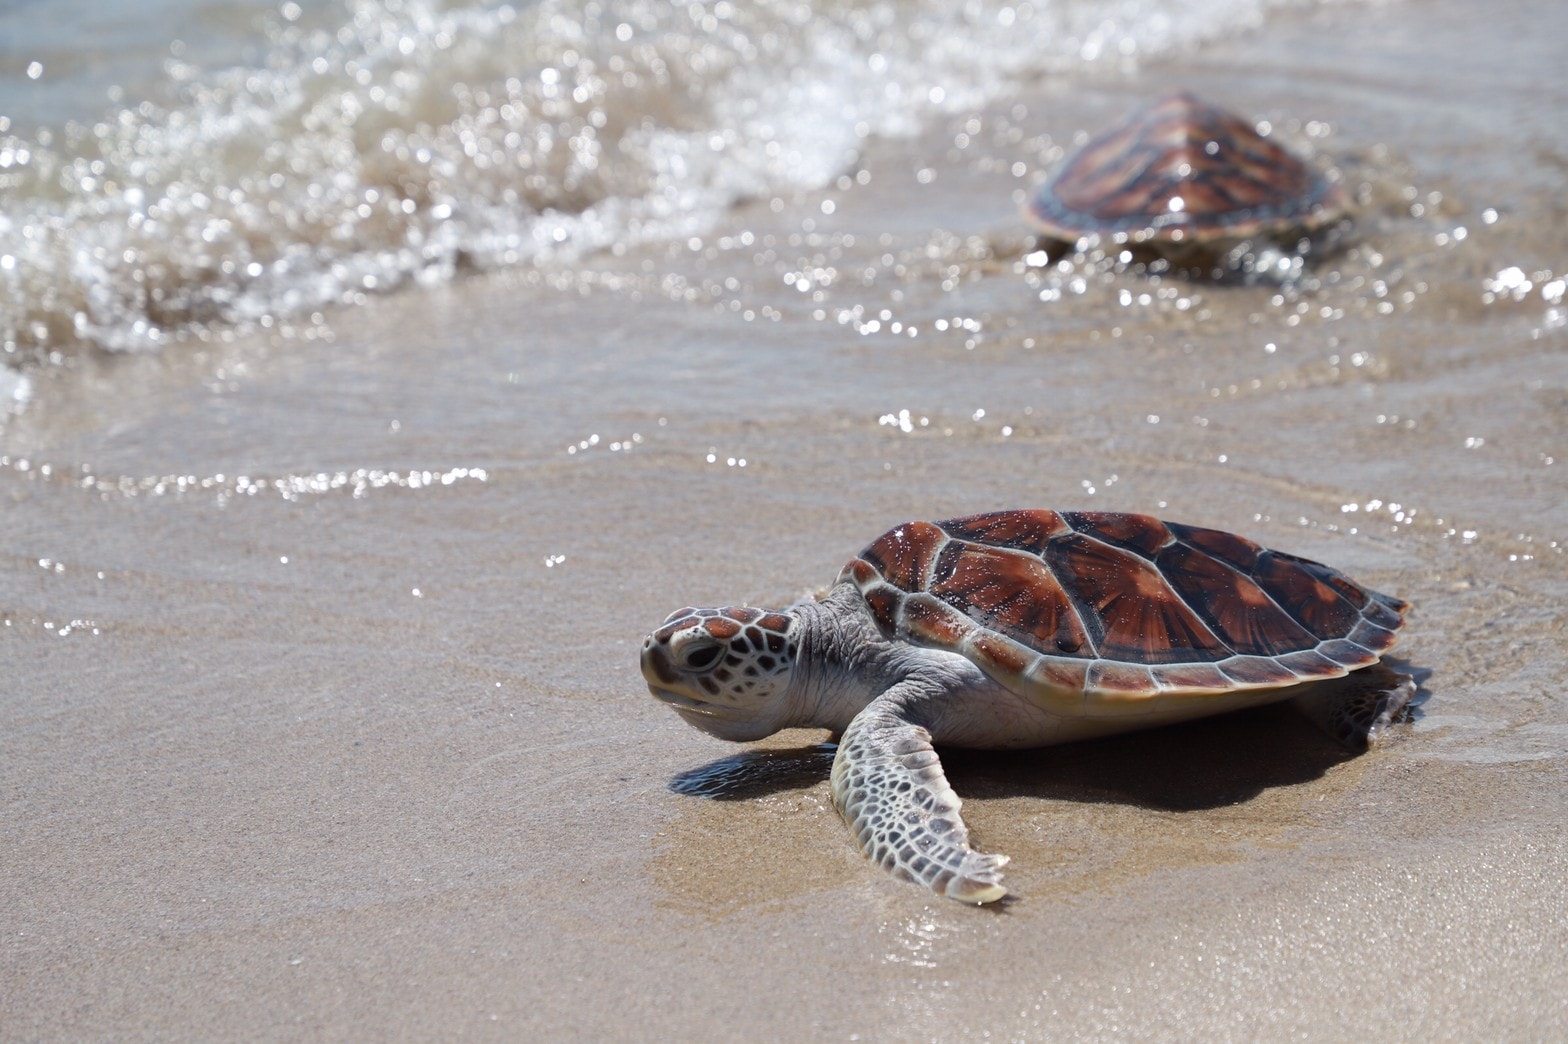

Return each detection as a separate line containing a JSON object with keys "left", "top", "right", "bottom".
{"left": 641, "top": 606, "right": 802, "bottom": 741}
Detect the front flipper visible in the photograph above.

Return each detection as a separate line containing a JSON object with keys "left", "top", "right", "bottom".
{"left": 830, "top": 701, "right": 1007, "bottom": 904}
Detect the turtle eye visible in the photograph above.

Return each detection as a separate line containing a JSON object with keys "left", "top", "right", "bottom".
{"left": 679, "top": 639, "right": 724, "bottom": 673}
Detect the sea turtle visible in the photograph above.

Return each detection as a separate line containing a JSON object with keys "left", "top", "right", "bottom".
{"left": 1026, "top": 91, "right": 1347, "bottom": 256}
{"left": 642, "top": 509, "right": 1412, "bottom": 904}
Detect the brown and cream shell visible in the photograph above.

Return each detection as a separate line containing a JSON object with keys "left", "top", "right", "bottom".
{"left": 839, "top": 509, "right": 1405, "bottom": 709}
{"left": 1027, "top": 92, "right": 1347, "bottom": 245}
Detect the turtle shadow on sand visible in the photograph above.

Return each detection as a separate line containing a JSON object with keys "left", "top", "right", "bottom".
{"left": 670, "top": 661, "right": 1427, "bottom": 815}
{"left": 669, "top": 743, "right": 840, "bottom": 801}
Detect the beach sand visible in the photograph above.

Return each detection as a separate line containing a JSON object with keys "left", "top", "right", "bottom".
{"left": 3, "top": 0, "right": 1565, "bottom": 1038}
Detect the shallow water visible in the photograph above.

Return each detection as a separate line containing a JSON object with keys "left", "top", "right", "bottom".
{"left": 3, "top": 0, "right": 1566, "bottom": 1038}
{"left": 1, "top": 0, "right": 1395, "bottom": 374}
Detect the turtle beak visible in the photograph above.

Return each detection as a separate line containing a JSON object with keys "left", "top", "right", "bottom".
{"left": 640, "top": 635, "right": 681, "bottom": 688}
{"left": 642, "top": 637, "right": 735, "bottom": 723}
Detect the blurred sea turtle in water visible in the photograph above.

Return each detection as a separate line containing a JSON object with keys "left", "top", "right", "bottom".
{"left": 642, "top": 509, "right": 1412, "bottom": 904}
{"left": 1027, "top": 92, "right": 1348, "bottom": 276}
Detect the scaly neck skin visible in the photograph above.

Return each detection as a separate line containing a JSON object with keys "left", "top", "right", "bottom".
{"left": 786, "top": 583, "right": 914, "bottom": 734}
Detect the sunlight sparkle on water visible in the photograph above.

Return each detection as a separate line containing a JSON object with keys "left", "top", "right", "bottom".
{"left": 0, "top": 460, "right": 490, "bottom": 501}
{"left": 566, "top": 432, "right": 644, "bottom": 455}
{"left": 1482, "top": 265, "right": 1561, "bottom": 307}
{"left": 3, "top": 614, "right": 100, "bottom": 637}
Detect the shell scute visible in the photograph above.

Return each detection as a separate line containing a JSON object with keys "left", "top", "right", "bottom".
{"left": 1151, "top": 662, "right": 1235, "bottom": 694}
{"left": 1154, "top": 541, "right": 1317, "bottom": 655}
{"left": 1085, "top": 660, "right": 1159, "bottom": 700}
{"left": 1217, "top": 655, "right": 1299, "bottom": 688}
{"left": 938, "top": 509, "right": 1070, "bottom": 554}
{"left": 860, "top": 583, "right": 904, "bottom": 635}
{"left": 1252, "top": 550, "right": 1362, "bottom": 639}
{"left": 1025, "top": 657, "right": 1092, "bottom": 705}
{"left": 1061, "top": 510, "right": 1173, "bottom": 558}
{"left": 1167, "top": 520, "right": 1264, "bottom": 572}
{"left": 1047, "top": 533, "right": 1230, "bottom": 664}
{"left": 841, "top": 557, "right": 880, "bottom": 588}
{"left": 930, "top": 540, "right": 1092, "bottom": 657}
{"left": 1317, "top": 568, "right": 1371, "bottom": 609}
{"left": 1316, "top": 638, "right": 1377, "bottom": 667}
{"left": 967, "top": 630, "right": 1037, "bottom": 682}
{"left": 1359, "top": 597, "right": 1405, "bottom": 633}
{"left": 900, "top": 594, "right": 973, "bottom": 649}
{"left": 1346, "top": 617, "right": 1399, "bottom": 654}
{"left": 1272, "top": 648, "right": 1346, "bottom": 677}
{"left": 852, "top": 519, "right": 947, "bottom": 594}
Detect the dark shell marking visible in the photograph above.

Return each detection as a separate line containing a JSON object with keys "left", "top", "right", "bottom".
{"left": 1027, "top": 91, "right": 1347, "bottom": 243}
{"left": 840, "top": 509, "right": 1405, "bottom": 705}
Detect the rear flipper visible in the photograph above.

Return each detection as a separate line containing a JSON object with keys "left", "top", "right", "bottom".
{"left": 830, "top": 700, "right": 1007, "bottom": 904}
{"left": 1289, "top": 663, "right": 1416, "bottom": 749}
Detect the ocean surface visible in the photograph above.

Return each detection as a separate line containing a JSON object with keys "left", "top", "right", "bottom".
{"left": 2, "top": 0, "right": 1380, "bottom": 412}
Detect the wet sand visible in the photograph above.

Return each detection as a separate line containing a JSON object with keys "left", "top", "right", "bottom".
{"left": 3, "top": 0, "right": 1566, "bottom": 1038}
